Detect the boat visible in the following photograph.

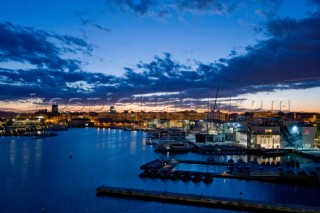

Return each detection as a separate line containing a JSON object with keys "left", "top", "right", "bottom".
{"left": 154, "top": 141, "right": 197, "bottom": 152}
{"left": 46, "top": 125, "right": 68, "bottom": 131}
{"left": 32, "top": 134, "right": 47, "bottom": 139}
{"left": 185, "top": 133, "right": 197, "bottom": 143}
{"left": 146, "top": 138, "right": 176, "bottom": 145}
{"left": 32, "top": 133, "right": 57, "bottom": 139}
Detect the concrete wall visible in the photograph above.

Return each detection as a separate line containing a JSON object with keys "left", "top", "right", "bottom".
{"left": 302, "top": 126, "right": 317, "bottom": 148}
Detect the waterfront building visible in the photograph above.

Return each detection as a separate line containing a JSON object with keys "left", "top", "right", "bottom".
{"left": 12, "top": 109, "right": 317, "bottom": 149}
{"left": 1, "top": 116, "right": 46, "bottom": 135}
{"left": 224, "top": 122, "right": 242, "bottom": 141}
{"left": 315, "top": 118, "right": 320, "bottom": 148}
{"left": 235, "top": 120, "right": 316, "bottom": 149}
{"left": 252, "top": 111, "right": 277, "bottom": 119}
{"left": 110, "top": 106, "right": 116, "bottom": 114}
{"left": 35, "top": 109, "right": 48, "bottom": 115}
{"left": 70, "top": 118, "right": 91, "bottom": 127}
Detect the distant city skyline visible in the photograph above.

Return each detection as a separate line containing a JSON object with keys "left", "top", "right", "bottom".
{"left": 0, "top": 0, "right": 320, "bottom": 112}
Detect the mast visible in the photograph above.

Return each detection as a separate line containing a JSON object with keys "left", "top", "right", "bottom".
{"left": 207, "top": 93, "right": 210, "bottom": 134}
{"left": 208, "top": 85, "right": 219, "bottom": 134}
{"left": 228, "top": 95, "right": 231, "bottom": 121}
{"left": 212, "top": 85, "right": 220, "bottom": 122}
{"left": 213, "top": 85, "right": 220, "bottom": 113}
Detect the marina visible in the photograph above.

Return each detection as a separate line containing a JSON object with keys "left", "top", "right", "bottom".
{"left": 1, "top": 128, "right": 320, "bottom": 212}
{"left": 138, "top": 158, "right": 320, "bottom": 186}
{"left": 2, "top": 0, "right": 320, "bottom": 212}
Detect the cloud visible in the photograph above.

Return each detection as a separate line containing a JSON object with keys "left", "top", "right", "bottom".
{"left": 107, "top": 0, "right": 283, "bottom": 20}
{"left": 0, "top": 67, "right": 119, "bottom": 101}
{"left": 1, "top": 7, "right": 320, "bottom": 111}
{"left": 81, "top": 18, "right": 112, "bottom": 33}
{"left": 74, "top": 11, "right": 112, "bottom": 33}
{"left": 109, "top": 0, "right": 155, "bottom": 15}
{"left": 91, "top": 24, "right": 112, "bottom": 33}
{"left": 0, "top": 22, "right": 93, "bottom": 71}
{"left": 175, "top": 0, "right": 232, "bottom": 14}
{"left": 2, "top": 9, "right": 320, "bottom": 106}
{"left": 117, "top": 10, "right": 320, "bottom": 99}
{"left": 310, "top": 0, "right": 320, "bottom": 6}
{"left": 223, "top": 15, "right": 320, "bottom": 87}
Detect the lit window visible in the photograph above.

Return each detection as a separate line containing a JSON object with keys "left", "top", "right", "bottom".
{"left": 265, "top": 129, "right": 272, "bottom": 133}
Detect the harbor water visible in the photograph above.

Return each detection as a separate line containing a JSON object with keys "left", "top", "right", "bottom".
{"left": 0, "top": 128, "right": 319, "bottom": 212}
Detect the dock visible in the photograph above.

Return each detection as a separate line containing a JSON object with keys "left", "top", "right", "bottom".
{"left": 96, "top": 186, "right": 319, "bottom": 213}
{"left": 139, "top": 159, "right": 320, "bottom": 186}
{"left": 292, "top": 149, "right": 320, "bottom": 161}
{"left": 177, "top": 159, "right": 233, "bottom": 166}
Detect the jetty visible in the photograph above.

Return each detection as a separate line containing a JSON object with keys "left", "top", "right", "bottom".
{"left": 139, "top": 158, "right": 320, "bottom": 186}
{"left": 96, "top": 186, "right": 319, "bottom": 213}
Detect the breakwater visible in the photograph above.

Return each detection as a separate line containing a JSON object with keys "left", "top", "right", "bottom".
{"left": 96, "top": 186, "right": 319, "bottom": 213}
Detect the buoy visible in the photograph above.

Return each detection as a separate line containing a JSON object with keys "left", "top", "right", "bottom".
{"left": 70, "top": 151, "right": 72, "bottom": 159}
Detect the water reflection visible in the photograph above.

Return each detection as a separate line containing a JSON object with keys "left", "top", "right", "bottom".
{"left": 0, "top": 128, "right": 319, "bottom": 213}
{"left": 130, "top": 138, "right": 136, "bottom": 154}
{"left": 9, "top": 138, "right": 17, "bottom": 166}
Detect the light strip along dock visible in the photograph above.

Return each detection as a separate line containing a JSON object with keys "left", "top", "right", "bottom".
{"left": 96, "top": 186, "right": 319, "bottom": 213}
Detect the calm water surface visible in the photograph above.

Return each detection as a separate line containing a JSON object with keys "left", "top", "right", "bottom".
{"left": 0, "top": 128, "right": 319, "bottom": 212}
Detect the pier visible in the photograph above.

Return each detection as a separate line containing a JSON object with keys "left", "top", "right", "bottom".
{"left": 139, "top": 159, "right": 320, "bottom": 186}
{"left": 96, "top": 186, "right": 319, "bottom": 212}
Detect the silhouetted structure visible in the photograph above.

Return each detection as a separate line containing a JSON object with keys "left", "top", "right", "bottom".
{"left": 52, "top": 105, "right": 58, "bottom": 115}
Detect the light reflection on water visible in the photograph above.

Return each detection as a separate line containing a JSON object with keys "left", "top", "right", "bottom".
{"left": 0, "top": 129, "right": 319, "bottom": 213}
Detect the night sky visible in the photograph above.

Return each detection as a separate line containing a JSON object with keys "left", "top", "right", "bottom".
{"left": 0, "top": 0, "right": 319, "bottom": 112}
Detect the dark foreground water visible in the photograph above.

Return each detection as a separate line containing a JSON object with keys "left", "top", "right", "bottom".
{"left": 1, "top": 128, "right": 319, "bottom": 213}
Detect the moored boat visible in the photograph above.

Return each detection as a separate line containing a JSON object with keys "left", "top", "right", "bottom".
{"left": 154, "top": 141, "right": 198, "bottom": 152}
{"left": 46, "top": 125, "right": 68, "bottom": 131}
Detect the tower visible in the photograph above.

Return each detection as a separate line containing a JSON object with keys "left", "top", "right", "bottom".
{"left": 52, "top": 104, "right": 58, "bottom": 115}
{"left": 110, "top": 106, "right": 116, "bottom": 114}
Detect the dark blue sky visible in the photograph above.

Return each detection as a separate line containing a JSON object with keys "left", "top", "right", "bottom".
{"left": 0, "top": 0, "right": 319, "bottom": 112}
